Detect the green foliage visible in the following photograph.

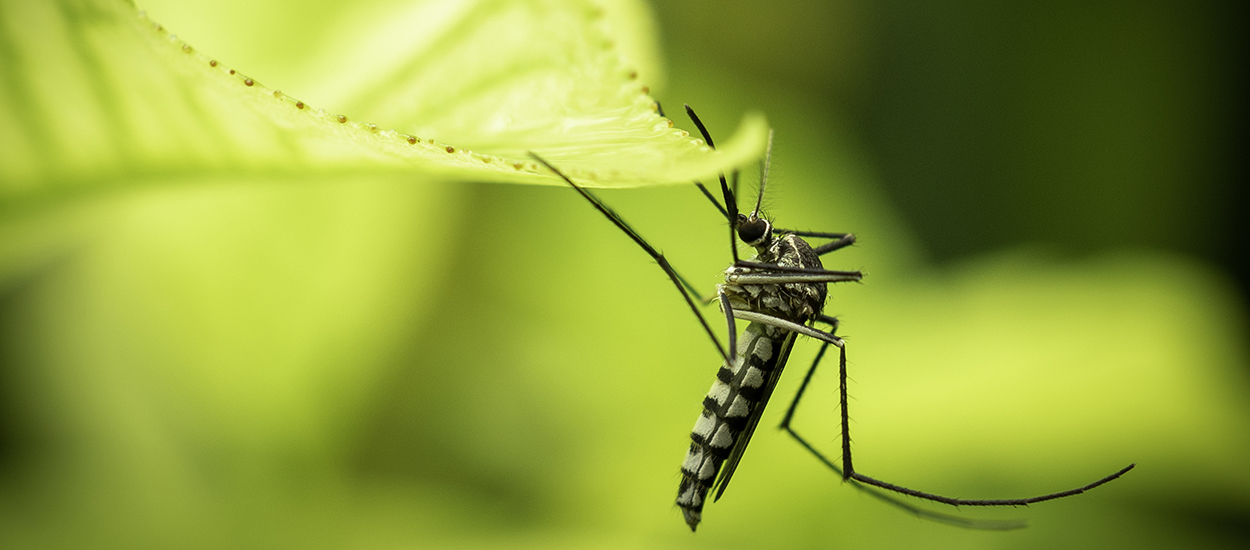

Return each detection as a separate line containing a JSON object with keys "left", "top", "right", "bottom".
{"left": 0, "top": 0, "right": 767, "bottom": 206}
{"left": 1, "top": 1, "right": 1248, "bottom": 549}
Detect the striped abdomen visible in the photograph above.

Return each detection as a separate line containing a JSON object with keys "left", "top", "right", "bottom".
{"left": 676, "top": 323, "right": 788, "bottom": 531}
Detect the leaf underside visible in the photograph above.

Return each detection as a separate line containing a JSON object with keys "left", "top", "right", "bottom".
{"left": 0, "top": 0, "right": 769, "bottom": 211}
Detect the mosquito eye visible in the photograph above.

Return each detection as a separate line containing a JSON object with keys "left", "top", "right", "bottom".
{"left": 737, "top": 218, "right": 768, "bottom": 244}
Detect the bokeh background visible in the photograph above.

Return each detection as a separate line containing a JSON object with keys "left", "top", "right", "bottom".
{"left": 2, "top": 0, "right": 1248, "bottom": 549}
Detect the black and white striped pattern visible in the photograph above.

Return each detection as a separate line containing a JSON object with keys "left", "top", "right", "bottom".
{"left": 676, "top": 323, "right": 785, "bottom": 528}
{"left": 677, "top": 233, "right": 827, "bottom": 531}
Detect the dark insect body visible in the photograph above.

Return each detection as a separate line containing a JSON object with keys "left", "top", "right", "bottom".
{"left": 531, "top": 105, "right": 1133, "bottom": 532}
{"left": 676, "top": 230, "right": 835, "bottom": 529}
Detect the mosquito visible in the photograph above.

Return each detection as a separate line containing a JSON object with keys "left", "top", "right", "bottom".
{"left": 529, "top": 105, "right": 1134, "bottom": 532}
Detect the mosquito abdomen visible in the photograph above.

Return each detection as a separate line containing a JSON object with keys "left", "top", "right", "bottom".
{"left": 676, "top": 323, "right": 785, "bottom": 531}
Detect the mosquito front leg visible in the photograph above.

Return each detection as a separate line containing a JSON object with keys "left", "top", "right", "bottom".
{"left": 530, "top": 153, "right": 732, "bottom": 365}
{"left": 812, "top": 233, "right": 856, "bottom": 255}
{"left": 728, "top": 265, "right": 863, "bottom": 285}
{"left": 766, "top": 230, "right": 856, "bottom": 256}
{"left": 684, "top": 104, "right": 745, "bottom": 265}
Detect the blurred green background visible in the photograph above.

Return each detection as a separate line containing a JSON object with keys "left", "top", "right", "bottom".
{"left": 2, "top": 0, "right": 1248, "bottom": 549}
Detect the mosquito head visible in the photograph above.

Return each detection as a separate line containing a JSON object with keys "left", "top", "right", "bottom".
{"left": 736, "top": 213, "right": 771, "bottom": 247}
{"left": 735, "top": 129, "right": 777, "bottom": 248}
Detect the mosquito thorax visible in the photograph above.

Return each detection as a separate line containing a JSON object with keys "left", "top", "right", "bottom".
{"left": 737, "top": 215, "right": 771, "bottom": 247}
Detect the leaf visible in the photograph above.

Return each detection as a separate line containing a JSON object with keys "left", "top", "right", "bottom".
{"left": 0, "top": 0, "right": 769, "bottom": 214}
{"left": 0, "top": 0, "right": 768, "bottom": 296}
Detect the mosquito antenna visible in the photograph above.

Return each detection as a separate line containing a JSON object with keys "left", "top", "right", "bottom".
{"left": 751, "top": 129, "right": 774, "bottom": 218}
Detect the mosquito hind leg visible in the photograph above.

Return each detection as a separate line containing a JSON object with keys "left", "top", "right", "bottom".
{"left": 779, "top": 317, "right": 839, "bottom": 438}
{"left": 775, "top": 316, "right": 851, "bottom": 480}
{"left": 778, "top": 318, "right": 1034, "bottom": 530}
{"left": 835, "top": 345, "right": 1135, "bottom": 506}
{"left": 779, "top": 313, "right": 1138, "bottom": 507}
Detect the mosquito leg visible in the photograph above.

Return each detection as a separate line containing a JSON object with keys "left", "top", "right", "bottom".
{"left": 812, "top": 233, "right": 856, "bottom": 255}
{"left": 773, "top": 229, "right": 852, "bottom": 240}
{"left": 816, "top": 314, "right": 841, "bottom": 327}
{"left": 728, "top": 271, "right": 863, "bottom": 286}
{"left": 682, "top": 104, "right": 735, "bottom": 220}
{"left": 684, "top": 104, "right": 743, "bottom": 263}
{"left": 693, "top": 181, "right": 729, "bottom": 219}
{"left": 847, "top": 465, "right": 1137, "bottom": 507}
{"left": 764, "top": 229, "right": 856, "bottom": 255}
{"left": 779, "top": 321, "right": 1030, "bottom": 530}
{"left": 729, "top": 310, "right": 843, "bottom": 349}
{"left": 728, "top": 261, "right": 862, "bottom": 286}
{"left": 835, "top": 331, "right": 854, "bottom": 480}
{"left": 684, "top": 103, "right": 720, "bottom": 150}
{"left": 769, "top": 316, "right": 851, "bottom": 481}
{"left": 530, "top": 152, "right": 731, "bottom": 364}
{"left": 718, "top": 290, "right": 738, "bottom": 366}
{"left": 778, "top": 321, "right": 837, "bottom": 432}
{"left": 732, "top": 260, "right": 861, "bottom": 277}
{"left": 825, "top": 321, "right": 1138, "bottom": 505}
{"left": 687, "top": 104, "right": 852, "bottom": 259}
